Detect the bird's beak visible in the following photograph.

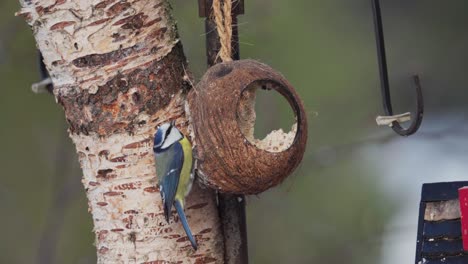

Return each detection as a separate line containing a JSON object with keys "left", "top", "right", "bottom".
{"left": 170, "top": 120, "right": 176, "bottom": 127}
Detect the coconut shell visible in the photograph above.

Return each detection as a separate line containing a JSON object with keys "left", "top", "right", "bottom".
{"left": 187, "top": 59, "right": 307, "bottom": 194}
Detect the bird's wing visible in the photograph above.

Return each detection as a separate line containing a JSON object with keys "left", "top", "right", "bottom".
{"left": 156, "top": 142, "right": 184, "bottom": 222}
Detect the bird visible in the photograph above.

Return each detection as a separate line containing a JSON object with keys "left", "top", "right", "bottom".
{"left": 153, "top": 121, "right": 197, "bottom": 250}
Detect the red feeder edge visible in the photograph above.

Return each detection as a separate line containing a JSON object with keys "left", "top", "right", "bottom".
{"left": 458, "top": 186, "right": 468, "bottom": 251}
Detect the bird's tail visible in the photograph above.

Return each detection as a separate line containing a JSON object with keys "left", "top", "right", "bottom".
{"left": 174, "top": 200, "right": 198, "bottom": 250}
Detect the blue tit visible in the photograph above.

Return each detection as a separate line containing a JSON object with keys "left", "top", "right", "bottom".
{"left": 153, "top": 121, "right": 197, "bottom": 250}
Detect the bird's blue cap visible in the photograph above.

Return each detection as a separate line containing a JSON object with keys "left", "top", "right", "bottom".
{"left": 153, "top": 121, "right": 175, "bottom": 150}
{"left": 153, "top": 128, "right": 164, "bottom": 149}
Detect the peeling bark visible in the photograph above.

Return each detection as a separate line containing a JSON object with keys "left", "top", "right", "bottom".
{"left": 17, "top": 0, "right": 224, "bottom": 263}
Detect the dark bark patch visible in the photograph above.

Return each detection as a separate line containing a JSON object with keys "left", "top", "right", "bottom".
{"left": 198, "top": 237, "right": 211, "bottom": 243}
{"left": 132, "top": 92, "right": 140, "bottom": 103}
{"left": 124, "top": 215, "right": 134, "bottom": 229}
{"left": 97, "top": 202, "right": 108, "bottom": 206}
{"left": 97, "top": 230, "right": 108, "bottom": 241}
{"left": 122, "top": 138, "right": 151, "bottom": 149}
{"left": 144, "top": 186, "right": 159, "bottom": 193}
{"left": 50, "top": 21, "right": 75, "bottom": 30}
{"left": 146, "top": 27, "right": 167, "bottom": 41}
{"left": 42, "top": 4, "right": 54, "bottom": 14}
{"left": 114, "top": 12, "right": 148, "bottom": 30}
{"left": 129, "top": 232, "right": 137, "bottom": 243}
{"left": 114, "top": 182, "right": 140, "bottom": 190}
{"left": 95, "top": 0, "right": 115, "bottom": 9}
{"left": 95, "top": 2, "right": 107, "bottom": 9}
{"left": 106, "top": 1, "right": 131, "bottom": 16}
{"left": 162, "top": 227, "right": 173, "bottom": 233}
{"left": 72, "top": 45, "right": 142, "bottom": 68}
{"left": 96, "top": 169, "right": 113, "bottom": 179}
{"left": 35, "top": 6, "right": 44, "bottom": 14}
{"left": 62, "top": 43, "right": 188, "bottom": 136}
{"left": 142, "top": 261, "right": 180, "bottom": 264}
{"left": 176, "top": 237, "right": 189, "bottom": 243}
{"left": 150, "top": 46, "right": 161, "bottom": 54}
{"left": 194, "top": 257, "right": 217, "bottom": 264}
{"left": 98, "top": 150, "right": 110, "bottom": 158}
{"left": 89, "top": 181, "right": 100, "bottom": 186}
{"left": 143, "top": 17, "right": 162, "bottom": 28}
{"left": 111, "top": 32, "right": 126, "bottom": 42}
{"left": 56, "top": 0, "right": 66, "bottom": 6}
{"left": 98, "top": 246, "right": 109, "bottom": 254}
{"left": 164, "top": 234, "right": 181, "bottom": 239}
{"left": 198, "top": 228, "right": 212, "bottom": 234}
{"left": 51, "top": 60, "right": 64, "bottom": 66}
{"left": 104, "top": 191, "right": 123, "bottom": 196}
{"left": 89, "top": 18, "right": 112, "bottom": 27}
{"left": 36, "top": 0, "right": 66, "bottom": 16}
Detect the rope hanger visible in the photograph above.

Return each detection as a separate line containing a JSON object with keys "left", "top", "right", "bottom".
{"left": 212, "top": 0, "right": 233, "bottom": 62}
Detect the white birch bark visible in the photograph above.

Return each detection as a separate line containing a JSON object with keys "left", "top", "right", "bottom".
{"left": 16, "top": 0, "right": 225, "bottom": 263}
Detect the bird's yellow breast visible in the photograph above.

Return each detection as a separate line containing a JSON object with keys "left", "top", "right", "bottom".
{"left": 175, "top": 136, "right": 193, "bottom": 206}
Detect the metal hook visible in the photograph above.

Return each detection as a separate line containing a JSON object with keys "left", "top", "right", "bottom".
{"left": 372, "top": 0, "right": 424, "bottom": 136}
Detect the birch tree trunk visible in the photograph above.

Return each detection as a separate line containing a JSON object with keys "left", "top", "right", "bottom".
{"left": 17, "top": 0, "right": 225, "bottom": 263}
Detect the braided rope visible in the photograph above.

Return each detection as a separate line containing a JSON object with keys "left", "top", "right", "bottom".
{"left": 212, "top": 0, "right": 233, "bottom": 62}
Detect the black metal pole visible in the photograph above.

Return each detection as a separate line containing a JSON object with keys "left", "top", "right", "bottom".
{"left": 371, "top": 0, "right": 393, "bottom": 116}
{"left": 198, "top": 1, "right": 248, "bottom": 263}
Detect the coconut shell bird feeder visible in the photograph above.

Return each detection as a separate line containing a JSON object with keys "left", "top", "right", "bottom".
{"left": 187, "top": 59, "right": 308, "bottom": 195}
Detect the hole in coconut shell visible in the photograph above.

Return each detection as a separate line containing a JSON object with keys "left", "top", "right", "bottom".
{"left": 237, "top": 80, "right": 297, "bottom": 153}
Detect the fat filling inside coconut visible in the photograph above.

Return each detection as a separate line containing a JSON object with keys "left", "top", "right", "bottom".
{"left": 237, "top": 81, "right": 297, "bottom": 153}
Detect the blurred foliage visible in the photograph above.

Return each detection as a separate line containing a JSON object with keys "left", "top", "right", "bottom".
{"left": 1, "top": 0, "right": 467, "bottom": 263}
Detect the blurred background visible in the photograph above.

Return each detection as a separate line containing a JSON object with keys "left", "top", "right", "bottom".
{"left": 2, "top": 0, "right": 468, "bottom": 263}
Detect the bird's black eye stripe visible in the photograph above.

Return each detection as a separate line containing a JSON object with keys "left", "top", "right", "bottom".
{"left": 164, "top": 124, "right": 173, "bottom": 141}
